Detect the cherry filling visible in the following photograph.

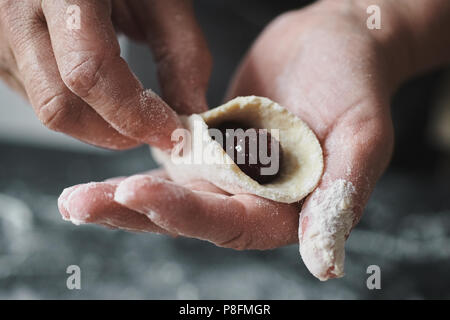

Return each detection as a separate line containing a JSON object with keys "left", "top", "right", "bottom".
{"left": 210, "top": 121, "right": 283, "bottom": 184}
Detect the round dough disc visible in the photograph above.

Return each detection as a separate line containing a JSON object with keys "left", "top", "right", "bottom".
{"left": 152, "top": 96, "right": 323, "bottom": 204}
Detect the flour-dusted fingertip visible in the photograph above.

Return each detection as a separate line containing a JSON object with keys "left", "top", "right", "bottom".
{"left": 115, "top": 174, "right": 160, "bottom": 206}
{"left": 64, "top": 182, "right": 115, "bottom": 226}
{"left": 113, "top": 175, "right": 186, "bottom": 236}
{"left": 58, "top": 185, "right": 79, "bottom": 221}
{"left": 113, "top": 179, "right": 137, "bottom": 206}
{"left": 298, "top": 179, "right": 357, "bottom": 281}
{"left": 300, "top": 235, "right": 346, "bottom": 281}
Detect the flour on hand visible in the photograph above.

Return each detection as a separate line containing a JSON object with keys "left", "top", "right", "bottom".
{"left": 299, "top": 179, "right": 356, "bottom": 281}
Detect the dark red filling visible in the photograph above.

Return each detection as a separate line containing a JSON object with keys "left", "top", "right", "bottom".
{"left": 210, "top": 121, "right": 282, "bottom": 184}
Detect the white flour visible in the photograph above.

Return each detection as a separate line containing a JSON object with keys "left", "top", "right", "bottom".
{"left": 299, "top": 179, "right": 356, "bottom": 281}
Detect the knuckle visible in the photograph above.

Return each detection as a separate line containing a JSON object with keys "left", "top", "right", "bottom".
{"left": 37, "top": 93, "right": 77, "bottom": 131}
{"left": 61, "top": 54, "right": 107, "bottom": 98}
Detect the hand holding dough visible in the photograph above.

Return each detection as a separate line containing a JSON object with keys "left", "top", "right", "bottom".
{"left": 152, "top": 96, "right": 324, "bottom": 203}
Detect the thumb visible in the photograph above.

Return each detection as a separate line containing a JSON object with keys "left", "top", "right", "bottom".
{"left": 299, "top": 113, "right": 393, "bottom": 281}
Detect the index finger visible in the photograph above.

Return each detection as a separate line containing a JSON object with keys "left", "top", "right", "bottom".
{"left": 42, "top": 0, "right": 181, "bottom": 149}
{"left": 114, "top": 175, "right": 300, "bottom": 250}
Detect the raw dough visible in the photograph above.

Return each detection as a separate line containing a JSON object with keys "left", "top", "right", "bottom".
{"left": 152, "top": 96, "right": 323, "bottom": 204}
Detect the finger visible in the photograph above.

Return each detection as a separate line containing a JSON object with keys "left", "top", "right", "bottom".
{"left": 42, "top": 0, "right": 181, "bottom": 149}
{"left": 59, "top": 168, "right": 173, "bottom": 232}
{"left": 183, "top": 180, "right": 231, "bottom": 195}
{"left": 103, "top": 168, "right": 171, "bottom": 186}
{"left": 127, "top": 0, "right": 212, "bottom": 114}
{"left": 0, "top": 27, "right": 27, "bottom": 97}
{"left": 299, "top": 112, "right": 393, "bottom": 281}
{"left": 114, "top": 175, "right": 299, "bottom": 249}
{"left": 0, "top": 2, "right": 139, "bottom": 149}
{"left": 103, "top": 176, "right": 127, "bottom": 185}
{"left": 58, "top": 184, "right": 79, "bottom": 221}
{"left": 58, "top": 182, "right": 170, "bottom": 234}
{"left": 111, "top": 0, "right": 146, "bottom": 42}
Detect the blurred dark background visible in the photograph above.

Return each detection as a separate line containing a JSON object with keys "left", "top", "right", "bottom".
{"left": 0, "top": 0, "right": 449, "bottom": 299}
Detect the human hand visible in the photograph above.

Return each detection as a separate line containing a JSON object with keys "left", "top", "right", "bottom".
{"left": 57, "top": 0, "right": 450, "bottom": 281}
{"left": 227, "top": 2, "right": 401, "bottom": 280}
{"left": 0, "top": 0, "right": 211, "bottom": 149}
{"left": 58, "top": 1, "right": 397, "bottom": 280}
{"left": 225, "top": 0, "right": 449, "bottom": 280}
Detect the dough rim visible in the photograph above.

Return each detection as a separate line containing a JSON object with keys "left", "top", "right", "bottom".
{"left": 152, "top": 96, "right": 324, "bottom": 204}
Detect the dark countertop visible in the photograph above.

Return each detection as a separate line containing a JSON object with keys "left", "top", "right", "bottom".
{"left": 0, "top": 140, "right": 449, "bottom": 299}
